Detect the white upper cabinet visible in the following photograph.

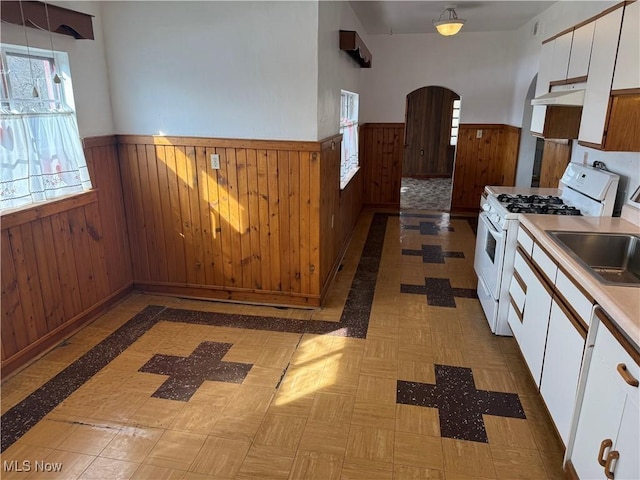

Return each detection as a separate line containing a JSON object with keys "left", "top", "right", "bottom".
{"left": 578, "top": 6, "right": 624, "bottom": 145}
{"left": 567, "top": 22, "right": 595, "bottom": 80}
{"left": 531, "top": 41, "right": 556, "bottom": 134}
{"left": 536, "top": 41, "right": 556, "bottom": 96}
{"left": 550, "top": 32, "right": 573, "bottom": 82}
{"left": 612, "top": 1, "right": 640, "bottom": 90}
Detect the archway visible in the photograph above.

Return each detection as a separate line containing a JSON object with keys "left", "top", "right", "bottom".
{"left": 515, "top": 75, "right": 545, "bottom": 187}
{"left": 401, "top": 85, "right": 461, "bottom": 211}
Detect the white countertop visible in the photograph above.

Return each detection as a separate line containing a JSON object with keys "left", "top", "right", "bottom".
{"left": 518, "top": 214, "right": 640, "bottom": 349}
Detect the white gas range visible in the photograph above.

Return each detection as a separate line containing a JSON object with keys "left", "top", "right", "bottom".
{"left": 474, "top": 163, "right": 620, "bottom": 336}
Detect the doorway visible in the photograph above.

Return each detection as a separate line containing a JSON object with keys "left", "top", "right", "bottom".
{"left": 401, "top": 86, "right": 460, "bottom": 211}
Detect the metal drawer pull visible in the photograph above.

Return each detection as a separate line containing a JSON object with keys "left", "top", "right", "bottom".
{"left": 604, "top": 450, "right": 619, "bottom": 479}
{"left": 617, "top": 363, "right": 639, "bottom": 387}
{"left": 598, "top": 439, "right": 613, "bottom": 467}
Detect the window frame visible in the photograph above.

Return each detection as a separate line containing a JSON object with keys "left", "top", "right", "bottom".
{"left": 1, "top": 42, "right": 90, "bottom": 212}
{"left": 450, "top": 99, "right": 461, "bottom": 146}
{"left": 339, "top": 89, "right": 360, "bottom": 190}
{"left": 1, "top": 43, "right": 74, "bottom": 113}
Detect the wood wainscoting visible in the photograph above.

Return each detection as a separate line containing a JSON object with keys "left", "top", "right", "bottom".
{"left": 360, "top": 123, "right": 404, "bottom": 208}
{"left": 320, "top": 137, "right": 364, "bottom": 298}
{"left": 1, "top": 136, "right": 133, "bottom": 377}
{"left": 117, "top": 134, "right": 360, "bottom": 308}
{"left": 451, "top": 124, "right": 521, "bottom": 211}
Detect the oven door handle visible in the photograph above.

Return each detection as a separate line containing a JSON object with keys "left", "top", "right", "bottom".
{"left": 479, "top": 212, "right": 503, "bottom": 240}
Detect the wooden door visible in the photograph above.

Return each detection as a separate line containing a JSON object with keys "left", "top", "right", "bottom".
{"left": 403, "top": 86, "right": 459, "bottom": 177}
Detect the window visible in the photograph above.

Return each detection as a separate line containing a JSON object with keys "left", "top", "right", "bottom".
{"left": 1, "top": 43, "right": 91, "bottom": 211}
{"left": 340, "top": 90, "right": 359, "bottom": 189}
{"left": 450, "top": 99, "right": 461, "bottom": 146}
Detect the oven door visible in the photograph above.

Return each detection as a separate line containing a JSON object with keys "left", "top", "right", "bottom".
{"left": 474, "top": 212, "right": 507, "bottom": 299}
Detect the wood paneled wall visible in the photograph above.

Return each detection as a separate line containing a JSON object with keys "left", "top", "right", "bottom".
{"left": 1, "top": 136, "right": 133, "bottom": 377}
{"left": 403, "top": 86, "right": 459, "bottom": 177}
{"left": 360, "top": 123, "right": 404, "bottom": 208}
{"left": 117, "top": 134, "right": 358, "bottom": 307}
{"left": 451, "top": 124, "right": 521, "bottom": 211}
{"left": 539, "top": 140, "right": 572, "bottom": 188}
{"left": 319, "top": 136, "right": 364, "bottom": 296}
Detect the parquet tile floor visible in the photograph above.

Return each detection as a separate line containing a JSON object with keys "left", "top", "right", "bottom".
{"left": 0, "top": 209, "right": 565, "bottom": 479}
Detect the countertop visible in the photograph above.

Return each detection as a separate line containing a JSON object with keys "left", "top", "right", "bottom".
{"left": 518, "top": 214, "right": 640, "bottom": 349}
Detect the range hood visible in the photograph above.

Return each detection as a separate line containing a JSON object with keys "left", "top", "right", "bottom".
{"left": 531, "top": 89, "right": 585, "bottom": 106}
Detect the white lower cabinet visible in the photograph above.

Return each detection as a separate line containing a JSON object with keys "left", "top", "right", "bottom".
{"left": 569, "top": 310, "right": 640, "bottom": 480}
{"left": 509, "top": 247, "right": 553, "bottom": 387}
{"left": 539, "top": 299, "right": 586, "bottom": 444}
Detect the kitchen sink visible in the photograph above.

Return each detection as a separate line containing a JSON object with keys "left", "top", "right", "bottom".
{"left": 547, "top": 231, "right": 640, "bottom": 287}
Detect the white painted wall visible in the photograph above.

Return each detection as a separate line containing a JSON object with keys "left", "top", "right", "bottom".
{"left": 0, "top": 1, "right": 114, "bottom": 137}
{"left": 100, "top": 1, "right": 319, "bottom": 141}
{"left": 359, "top": 30, "right": 520, "bottom": 124}
{"left": 515, "top": 76, "right": 538, "bottom": 187}
{"left": 572, "top": 146, "right": 640, "bottom": 215}
{"left": 317, "top": 1, "right": 367, "bottom": 140}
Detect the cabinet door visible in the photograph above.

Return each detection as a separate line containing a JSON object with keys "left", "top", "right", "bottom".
{"left": 579, "top": 7, "right": 624, "bottom": 145}
{"left": 536, "top": 41, "right": 556, "bottom": 96}
{"left": 512, "top": 250, "right": 553, "bottom": 387}
{"left": 571, "top": 344, "right": 626, "bottom": 480}
{"left": 567, "top": 22, "right": 595, "bottom": 80}
{"left": 550, "top": 32, "right": 572, "bottom": 82}
{"left": 532, "top": 41, "right": 556, "bottom": 135}
{"left": 540, "top": 299, "right": 585, "bottom": 445}
{"left": 612, "top": 1, "right": 640, "bottom": 90}
{"left": 612, "top": 392, "right": 640, "bottom": 480}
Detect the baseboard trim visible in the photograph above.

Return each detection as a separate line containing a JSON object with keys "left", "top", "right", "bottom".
{"left": 1, "top": 283, "right": 134, "bottom": 379}
{"left": 134, "top": 282, "right": 321, "bottom": 308}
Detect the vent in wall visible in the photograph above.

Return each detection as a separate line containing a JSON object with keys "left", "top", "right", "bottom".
{"left": 532, "top": 20, "right": 541, "bottom": 38}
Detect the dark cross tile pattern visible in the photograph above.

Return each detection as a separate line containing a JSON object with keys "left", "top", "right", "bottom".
{"left": 0, "top": 213, "right": 390, "bottom": 452}
{"left": 397, "top": 365, "right": 526, "bottom": 443}
{"left": 401, "top": 277, "right": 477, "bottom": 307}
{"left": 139, "top": 341, "right": 253, "bottom": 401}
{"left": 402, "top": 244, "right": 464, "bottom": 264}
{"left": 0, "top": 305, "right": 166, "bottom": 453}
{"left": 399, "top": 212, "right": 478, "bottom": 235}
{"left": 402, "top": 221, "right": 454, "bottom": 236}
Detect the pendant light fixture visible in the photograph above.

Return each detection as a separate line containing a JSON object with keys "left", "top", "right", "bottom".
{"left": 433, "top": 6, "right": 466, "bottom": 36}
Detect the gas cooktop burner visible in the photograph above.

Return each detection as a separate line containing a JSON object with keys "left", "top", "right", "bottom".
{"left": 496, "top": 193, "right": 583, "bottom": 216}
{"left": 505, "top": 203, "right": 582, "bottom": 215}
{"left": 497, "top": 194, "right": 564, "bottom": 205}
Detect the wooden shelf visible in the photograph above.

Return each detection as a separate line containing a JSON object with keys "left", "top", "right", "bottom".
{"left": 1, "top": 1, "right": 94, "bottom": 40}
{"left": 339, "top": 30, "right": 372, "bottom": 68}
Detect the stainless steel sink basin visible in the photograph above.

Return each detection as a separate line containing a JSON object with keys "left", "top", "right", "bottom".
{"left": 547, "top": 231, "right": 640, "bottom": 287}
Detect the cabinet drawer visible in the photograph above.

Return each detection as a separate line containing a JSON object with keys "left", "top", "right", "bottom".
{"left": 555, "top": 269, "right": 594, "bottom": 326}
{"left": 532, "top": 243, "right": 558, "bottom": 283}
{"left": 517, "top": 226, "right": 534, "bottom": 256}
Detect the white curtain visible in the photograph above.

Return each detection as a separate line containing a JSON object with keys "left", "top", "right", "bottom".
{"left": 0, "top": 112, "right": 91, "bottom": 210}
{"left": 340, "top": 122, "right": 359, "bottom": 181}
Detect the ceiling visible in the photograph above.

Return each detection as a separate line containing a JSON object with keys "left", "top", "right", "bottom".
{"left": 349, "top": 1, "right": 556, "bottom": 35}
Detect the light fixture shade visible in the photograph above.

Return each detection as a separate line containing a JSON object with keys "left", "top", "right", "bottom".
{"left": 434, "top": 20, "right": 465, "bottom": 36}
{"left": 433, "top": 7, "right": 466, "bottom": 36}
